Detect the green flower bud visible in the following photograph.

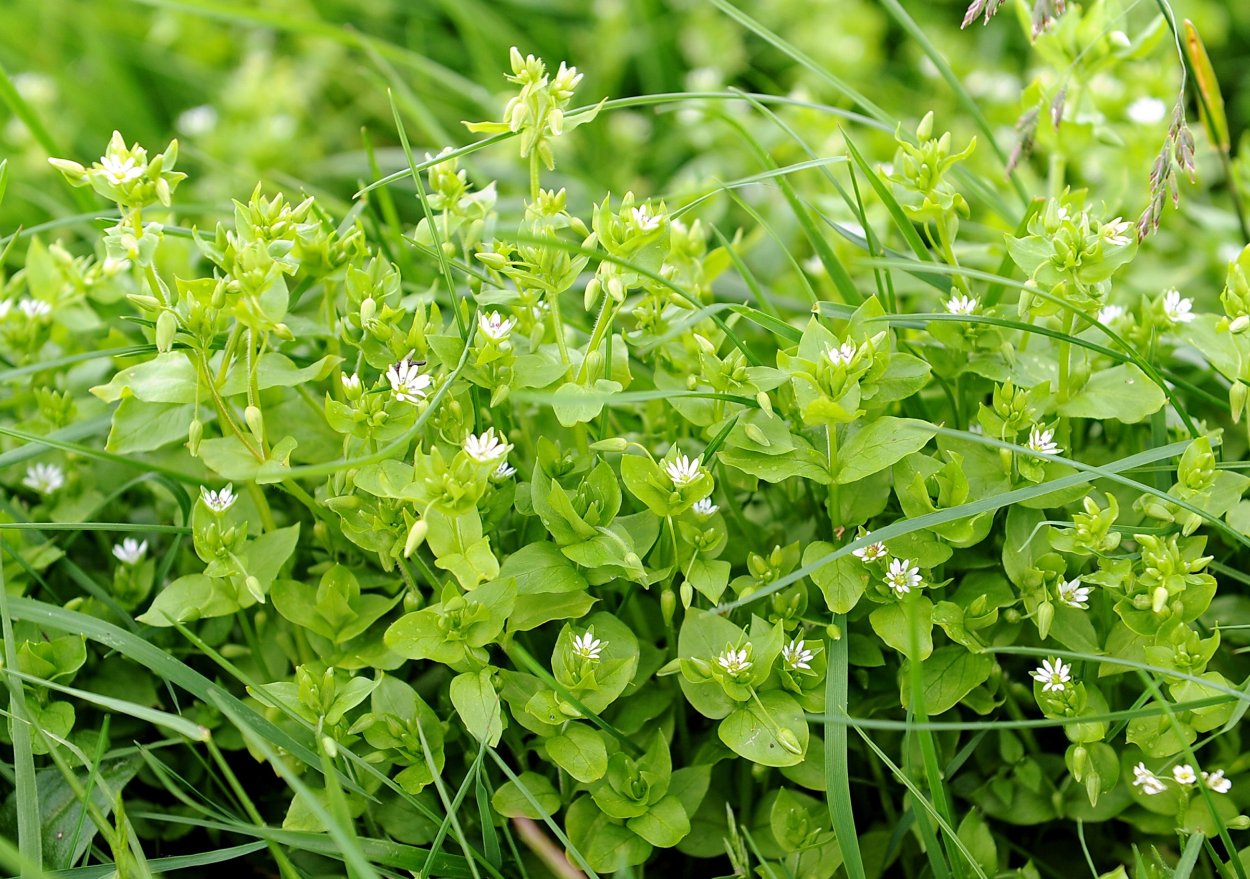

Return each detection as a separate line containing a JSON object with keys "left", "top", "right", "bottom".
{"left": 155, "top": 310, "right": 177, "bottom": 352}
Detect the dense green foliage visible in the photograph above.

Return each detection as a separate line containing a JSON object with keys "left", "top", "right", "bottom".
{"left": 5, "top": 1, "right": 1250, "bottom": 878}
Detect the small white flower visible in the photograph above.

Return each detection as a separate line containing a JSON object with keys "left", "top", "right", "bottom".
{"left": 492, "top": 461, "right": 517, "bottom": 481}
{"left": 630, "top": 204, "right": 662, "bottom": 232}
{"left": 22, "top": 462, "right": 64, "bottom": 495}
{"left": 340, "top": 373, "right": 361, "bottom": 393}
{"left": 693, "top": 497, "right": 719, "bottom": 517}
{"left": 387, "top": 358, "right": 433, "bottom": 403}
{"left": 18, "top": 299, "right": 51, "bottom": 319}
{"left": 852, "top": 540, "right": 888, "bottom": 563}
{"left": 100, "top": 153, "right": 143, "bottom": 185}
{"left": 1097, "top": 304, "right": 1124, "bottom": 325}
{"left": 716, "top": 646, "right": 752, "bottom": 676}
{"left": 1203, "top": 770, "right": 1233, "bottom": 794}
{"left": 1172, "top": 764, "right": 1197, "bottom": 786}
{"left": 112, "top": 538, "right": 148, "bottom": 566}
{"left": 1027, "top": 425, "right": 1062, "bottom": 456}
{"left": 1100, "top": 217, "right": 1133, "bottom": 247}
{"left": 1161, "top": 288, "right": 1196, "bottom": 324}
{"left": 477, "top": 311, "right": 516, "bottom": 342}
{"left": 1056, "top": 577, "right": 1092, "bottom": 609}
{"left": 1030, "top": 657, "right": 1072, "bottom": 693}
{"left": 1133, "top": 762, "right": 1167, "bottom": 795}
{"left": 571, "top": 630, "right": 605, "bottom": 662}
{"left": 664, "top": 454, "right": 703, "bottom": 487}
{"left": 1127, "top": 96, "right": 1167, "bottom": 125}
{"left": 826, "top": 342, "right": 857, "bottom": 368}
{"left": 945, "top": 294, "right": 978, "bottom": 315}
{"left": 201, "top": 484, "right": 237, "bottom": 513}
{"left": 463, "top": 428, "right": 513, "bottom": 463}
{"left": 884, "top": 557, "right": 922, "bottom": 596}
{"left": 781, "top": 638, "right": 815, "bottom": 671}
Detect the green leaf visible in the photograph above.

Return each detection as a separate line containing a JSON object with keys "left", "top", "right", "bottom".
{"left": 805, "top": 542, "right": 867, "bottom": 613}
{"left": 546, "top": 723, "right": 608, "bottom": 783}
{"left": 450, "top": 669, "right": 504, "bottom": 746}
{"left": 1057, "top": 364, "right": 1166, "bottom": 424}
{"left": 869, "top": 596, "right": 934, "bottom": 660}
{"left": 900, "top": 646, "right": 994, "bottom": 715}
{"left": 136, "top": 574, "right": 240, "bottom": 626}
{"left": 491, "top": 772, "right": 561, "bottom": 819}
{"left": 498, "top": 542, "right": 588, "bottom": 594}
{"left": 718, "top": 689, "right": 808, "bottom": 767}
{"left": 106, "top": 399, "right": 196, "bottom": 454}
{"left": 626, "top": 794, "right": 690, "bottom": 848}
{"left": 552, "top": 379, "right": 622, "bottom": 427}
{"left": 835, "top": 417, "right": 935, "bottom": 484}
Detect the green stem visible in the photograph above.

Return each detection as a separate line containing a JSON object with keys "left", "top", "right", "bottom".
{"left": 826, "top": 425, "right": 841, "bottom": 533}
{"left": 528, "top": 150, "right": 541, "bottom": 204}
{"left": 1056, "top": 310, "right": 1075, "bottom": 402}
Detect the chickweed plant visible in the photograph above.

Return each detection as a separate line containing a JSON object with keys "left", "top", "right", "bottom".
{"left": 3, "top": 1, "right": 1250, "bottom": 877}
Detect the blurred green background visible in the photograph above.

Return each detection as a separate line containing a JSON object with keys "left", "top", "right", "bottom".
{"left": 2, "top": 0, "right": 1248, "bottom": 223}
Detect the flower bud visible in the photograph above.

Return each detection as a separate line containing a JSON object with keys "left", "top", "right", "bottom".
{"left": 680, "top": 580, "right": 693, "bottom": 608}
{"left": 661, "top": 588, "right": 677, "bottom": 628}
{"left": 187, "top": 418, "right": 203, "bottom": 455}
{"left": 1231, "top": 382, "right": 1248, "bottom": 424}
{"left": 244, "top": 405, "right": 265, "bottom": 443}
{"left": 590, "top": 437, "right": 628, "bottom": 453}
{"left": 404, "top": 518, "right": 429, "bottom": 557}
{"left": 360, "top": 296, "right": 377, "bottom": 323}
{"left": 1151, "top": 586, "right": 1169, "bottom": 614}
{"left": 1231, "top": 315, "right": 1250, "bottom": 334}
{"left": 245, "top": 575, "right": 265, "bottom": 604}
{"left": 126, "top": 294, "right": 162, "bottom": 312}
{"left": 155, "top": 310, "right": 178, "bottom": 352}
{"left": 826, "top": 623, "right": 842, "bottom": 640}
{"left": 273, "top": 323, "right": 294, "bottom": 341}
{"left": 475, "top": 250, "right": 509, "bottom": 270}
{"left": 1036, "top": 600, "right": 1054, "bottom": 640}
{"left": 777, "top": 727, "right": 804, "bottom": 755}
{"left": 757, "top": 391, "right": 773, "bottom": 416}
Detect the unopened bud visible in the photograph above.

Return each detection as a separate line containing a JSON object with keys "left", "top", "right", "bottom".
{"left": 777, "top": 728, "right": 804, "bottom": 755}
{"left": 244, "top": 405, "right": 265, "bottom": 443}
{"left": 404, "top": 518, "right": 429, "bottom": 557}
{"left": 756, "top": 391, "right": 773, "bottom": 416}
{"left": 155, "top": 310, "right": 177, "bottom": 352}
{"left": 273, "top": 323, "right": 294, "bottom": 341}
{"left": 360, "top": 296, "right": 377, "bottom": 323}
{"left": 661, "top": 589, "right": 677, "bottom": 627}
{"left": 1037, "top": 600, "right": 1054, "bottom": 640}
{"left": 187, "top": 418, "right": 203, "bottom": 455}
{"left": 590, "top": 437, "right": 628, "bottom": 453}
{"left": 1151, "top": 586, "right": 1169, "bottom": 614}
{"left": 1231, "top": 315, "right": 1250, "bottom": 334}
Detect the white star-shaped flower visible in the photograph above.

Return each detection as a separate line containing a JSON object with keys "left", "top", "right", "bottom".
{"left": 1203, "top": 770, "right": 1232, "bottom": 794}
{"left": 1056, "top": 577, "right": 1092, "bottom": 609}
{"left": 826, "top": 342, "right": 857, "bottom": 368}
{"left": 112, "top": 538, "right": 148, "bottom": 566}
{"left": 491, "top": 461, "right": 517, "bottom": 481}
{"left": 693, "top": 497, "right": 719, "bottom": 517}
{"left": 477, "top": 311, "right": 516, "bottom": 343}
{"left": 1172, "top": 764, "right": 1197, "bottom": 786}
{"left": 1100, "top": 217, "right": 1133, "bottom": 247}
{"left": 22, "top": 462, "right": 64, "bottom": 495}
{"left": 1097, "top": 304, "right": 1124, "bottom": 325}
{"left": 884, "top": 558, "right": 922, "bottom": 596}
{"left": 716, "top": 646, "right": 752, "bottom": 676}
{"left": 1027, "top": 425, "right": 1062, "bottom": 456}
{"left": 201, "top": 484, "right": 237, "bottom": 513}
{"left": 19, "top": 299, "right": 51, "bottom": 319}
{"left": 386, "top": 358, "right": 433, "bottom": 403}
{"left": 1133, "top": 762, "right": 1167, "bottom": 795}
{"left": 945, "top": 294, "right": 978, "bottom": 315}
{"left": 853, "top": 540, "right": 888, "bottom": 563}
{"left": 664, "top": 454, "right": 703, "bottom": 488}
{"left": 1030, "top": 657, "right": 1072, "bottom": 693}
{"left": 463, "top": 428, "right": 512, "bottom": 463}
{"left": 100, "top": 154, "right": 144, "bottom": 185}
{"left": 630, "top": 204, "right": 662, "bottom": 232}
{"left": 781, "top": 638, "right": 815, "bottom": 671}
{"left": 571, "top": 630, "right": 605, "bottom": 662}
{"left": 1161, "top": 288, "right": 1195, "bottom": 324}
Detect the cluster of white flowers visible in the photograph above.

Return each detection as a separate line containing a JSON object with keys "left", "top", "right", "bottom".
{"left": 1029, "top": 657, "right": 1072, "bottom": 693}
{"left": 1133, "top": 762, "right": 1232, "bottom": 796}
